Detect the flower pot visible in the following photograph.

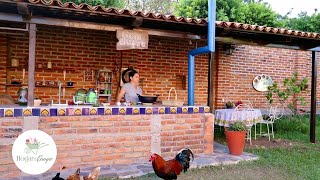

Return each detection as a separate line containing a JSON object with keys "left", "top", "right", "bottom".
{"left": 225, "top": 130, "right": 246, "bottom": 156}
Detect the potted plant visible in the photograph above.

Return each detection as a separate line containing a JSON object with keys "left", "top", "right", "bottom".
{"left": 225, "top": 101, "right": 234, "bottom": 109}
{"left": 225, "top": 121, "right": 246, "bottom": 156}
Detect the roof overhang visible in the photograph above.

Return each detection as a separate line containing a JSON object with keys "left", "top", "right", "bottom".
{"left": 0, "top": 0, "right": 320, "bottom": 51}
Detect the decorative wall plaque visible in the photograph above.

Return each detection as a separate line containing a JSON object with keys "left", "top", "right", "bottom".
{"left": 252, "top": 74, "right": 273, "bottom": 92}
{"left": 116, "top": 30, "right": 148, "bottom": 50}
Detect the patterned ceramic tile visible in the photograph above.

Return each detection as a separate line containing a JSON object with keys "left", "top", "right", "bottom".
{"left": 177, "top": 107, "right": 182, "bottom": 114}
{"left": 188, "top": 107, "right": 193, "bottom": 114}
{"left": 23, "top": 108, "right": 32, "bottom": 116}
{"left": 170, "top": 107, "right": 177, "bottom": 114}
{"left": 14, "top": 109, "right": 23, "bottom": 117}
{"left": 90, "top": 108, "right": 97, "bottom": 115}
{"left": 32, "top": 108, "right": 40, "bottom": 116}
{"left": 199, "top": 107, "right": 204, "bottom": 113}
{"left": 182, "top": 107, "right": 188, "bottom": 113}
{"left": 66, "top": 108, "right": 74, "bottom": 116}
{"left": 119, "top": 108, "right": 126, "bottom": 115}
{"left": 205, "top": 107, "right": 210, "bottom": 113}
{"left": 74, "top": 108, "right": 82, "bottom": 116}
{"left": 140, "top": 108, "right": 146, "bottom": 115}
{"left": 0, "top": 109, "right": 4, "bottom": 117}
{"left": 5, "top": 109, "right": 14, "bottom": 117}
{"left": 126, "top": 108, "right": 132, "bottom": 115}
{"left": 58, "top": 108, "right": 66, "bottom": 116}
{"left": 165, "top": 107, "right": 170, "bottom": 114}
{"left": 98, "top": 108, "right": 105, "bottom": 115}
{"left": 133, "top": 108, "right": 139, "bottom": 114}
{"left": 41, "top": 108, "right": 50, "bottom": 116}
{"left": 146, "top": 108, "right": 152, "bottom": 114}
{"left": 194, "top": 107, "right": 199, "bottom": 113}
{"left": 50, "top": 109, "right": 57, "bottom": 116}
{"left": 105, "top": 108, "right": 112, "bottom": 115}
{"left": 152, "top": 107, "right": 159, "bottom": 114}
{"left": 159, "top": 107, "right": 165, "bottom": 114}
{"left": 112, "top": 108, "right": 119, "bottom": 115}
{"left": 82, "top": 108, "right": 89, "bottom": 115}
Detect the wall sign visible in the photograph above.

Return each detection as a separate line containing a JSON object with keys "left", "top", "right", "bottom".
{"left": 116, "top": 30, "right": 149, "bottom": 50}
{"left": 252, "top": 74, "right": 273, "bottom": 92}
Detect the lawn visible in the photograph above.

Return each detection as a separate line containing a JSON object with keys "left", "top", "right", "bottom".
{"left": 100, "top": 115, "right": 320, "bottom": 180}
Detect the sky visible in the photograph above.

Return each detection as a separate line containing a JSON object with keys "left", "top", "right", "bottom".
{"left": 263, "top": 0, "right": 320, "bottom": 17}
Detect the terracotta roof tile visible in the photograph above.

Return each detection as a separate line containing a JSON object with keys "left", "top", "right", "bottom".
{"left": 13, "top": 0, "right": 320, "bottom": 39}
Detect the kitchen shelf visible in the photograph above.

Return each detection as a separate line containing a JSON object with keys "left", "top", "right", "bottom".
{"left": 98, "top": 94, "right": 111, "bottom": 96}
{"left": 35, "top": 85, "right": 74, "bottom": 88}
{"left": 5, "top": 84, "right": 27, "bottom": 86}
{"left": 6, "top": 66, "right": 76, "bottom": 72}
{"left": 5, "top": 84, "right": 74, "bottom": 88}
{"left": 98, "top": 82, "right": 112, "bottom": 84}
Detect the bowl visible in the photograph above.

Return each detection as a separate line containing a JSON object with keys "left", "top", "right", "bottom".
{"left": 137, "top": 94, "right": 159, "bottom": 103}
{"left": 102, "top": 102, "right": 110, "bottom": 106}
{"left": 34, "top": 99, "right": 42, "bottom": 106}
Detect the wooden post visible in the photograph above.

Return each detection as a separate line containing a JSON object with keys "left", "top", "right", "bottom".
{"left": 27, "top": 23, "right": 36, "bottom": 106}
{"left": 208, "top": 52, "right": 215, "bottom": 112}
{"left": 310, "top": 51, "right": 317, "bottom": 143}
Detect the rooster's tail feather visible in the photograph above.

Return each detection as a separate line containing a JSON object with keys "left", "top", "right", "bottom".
{"left": 175, "top": 148, "right": 194, "bottom": 172}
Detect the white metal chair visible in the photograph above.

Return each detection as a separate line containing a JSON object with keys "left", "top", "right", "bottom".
{"left": 232, "top": 103, "right": 254, "bottom": 145}
{"left": 255, "top": 104, "right": 283, "bottom": 141}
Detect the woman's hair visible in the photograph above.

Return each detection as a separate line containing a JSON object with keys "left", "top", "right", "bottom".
{"left": 128, "top": 69, "right": 139, "bottom": 82}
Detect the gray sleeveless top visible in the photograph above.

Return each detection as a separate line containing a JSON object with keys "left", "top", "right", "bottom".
{"left": 123, "top": 83, "right": 142, "bottom": 103}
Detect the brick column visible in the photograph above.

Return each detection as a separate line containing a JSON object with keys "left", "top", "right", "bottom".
{"left": 203, "top": 113, "right": 214, "bottom": 154}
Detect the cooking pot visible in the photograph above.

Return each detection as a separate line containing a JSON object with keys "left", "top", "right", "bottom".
{"left": 137, "top": 94, "right": 159, "bottom": 103}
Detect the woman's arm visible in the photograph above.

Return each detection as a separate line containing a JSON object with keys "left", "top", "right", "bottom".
{"left": 116, "top": 87, "right": 126, "bottom": 102}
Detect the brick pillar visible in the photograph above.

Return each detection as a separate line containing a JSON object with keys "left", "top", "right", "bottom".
{"left": 203, "top": 113, "right": 214, "bottom": 154}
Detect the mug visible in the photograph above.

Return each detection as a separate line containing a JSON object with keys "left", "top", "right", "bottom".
{"left": 67, "top": 81, "right": 73, "bottom": 86}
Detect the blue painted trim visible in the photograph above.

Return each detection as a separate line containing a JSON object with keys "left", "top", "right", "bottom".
{"left": 0, "top": 106, "right": 211, "bottom": 117}
{"left": 188, "top": 54, "right": 195, "bottom": 105}
{"left": 208, "top": 0, "right": 216, "bottom": 51}
{"left": 187, "top": 0, "right": 216, "bottom": 105}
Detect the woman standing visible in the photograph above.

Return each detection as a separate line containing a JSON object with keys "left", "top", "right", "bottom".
{"left": 116, "top": 69, "right": 142, "bottom": 104}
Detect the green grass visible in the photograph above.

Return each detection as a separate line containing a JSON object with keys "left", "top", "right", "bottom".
{"left": 100, "top": 115, "right": 320, "bottom": 180}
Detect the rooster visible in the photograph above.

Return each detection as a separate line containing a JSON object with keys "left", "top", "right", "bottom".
{"left": 52, "top": 167, "right": 100, "bottom": 180}
{"left": 149, "top": 148, "right": 194, "bottom": 180}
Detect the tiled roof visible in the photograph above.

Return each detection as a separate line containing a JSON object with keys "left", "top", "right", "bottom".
{"left": 11, "top": 0, "right": 320, "bottom": 39}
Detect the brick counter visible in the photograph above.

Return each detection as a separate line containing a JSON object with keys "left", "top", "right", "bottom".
{"left": 0, "top": 106, "right": 214, "bottom": 178}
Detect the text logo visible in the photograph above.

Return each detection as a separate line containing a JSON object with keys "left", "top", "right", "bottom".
{"left": 12, "top": 130, "right": 57, "bottom": 175}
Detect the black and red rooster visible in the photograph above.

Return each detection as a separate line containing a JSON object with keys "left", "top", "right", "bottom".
{"left": 149, "top": 148, "right": 194, "bottom": 180}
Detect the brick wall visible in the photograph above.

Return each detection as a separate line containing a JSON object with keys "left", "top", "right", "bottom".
{"left": 0, "top": 35, "right": 7, "bottom": 94}
{"left": 1, "top": 25, "right": 319, "bottom": 109}
{"left": 0, "top": 117, "right": 23, "bottom": 178}
{"left": 214, "top": 44, "right": 318, "bottom": 110}
{"left": 1, "top": 25, "right": 208, "bottom": 105}
{"left": 0, "top": 113, "right": 213, "bottom": 178}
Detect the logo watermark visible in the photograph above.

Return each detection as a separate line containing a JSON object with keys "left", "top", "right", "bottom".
{"left": 12, "top": 130, "right": 57, "bottom": 175}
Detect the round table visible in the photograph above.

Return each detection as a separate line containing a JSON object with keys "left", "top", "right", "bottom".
{"left": 214, "top": 108, "right": 263, "bottom": 127}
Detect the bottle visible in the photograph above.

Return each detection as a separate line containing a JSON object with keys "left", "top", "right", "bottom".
{"left": 87, "top": 88, "right": 97, "bottom": 104}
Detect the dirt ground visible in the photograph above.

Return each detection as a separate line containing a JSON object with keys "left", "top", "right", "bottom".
{"left": 246, "top": 137, "right": 297, "bottom": 149}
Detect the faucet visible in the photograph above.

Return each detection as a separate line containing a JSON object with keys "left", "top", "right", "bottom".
{"left": 58, "top": 81, "right": 62, "bottom": 104}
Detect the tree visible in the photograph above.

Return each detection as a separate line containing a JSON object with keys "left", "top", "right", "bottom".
{"left": 266, "top": 73, "right": 308, "bottom": 115}
{"left": 123, "top": 0, "right": 178, "bottom": 14}
{"left": 279, "top": 10, "right": 320, "bottom": 33}
{"left": 175, "top": 0, "right": 278, "bottom": 27}
{"left": 60, "top": 0, "right": 125, "bottom": 8}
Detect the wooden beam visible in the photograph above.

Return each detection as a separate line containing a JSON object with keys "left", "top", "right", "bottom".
{"left": 208, "top": 52, "right": 215, "bottom": 112}
{"left": 131, "top": 17, "right": 144, "bottom": 27}
{"left": 310, "top": 51, "right": 317, "bottom": 143}
{"left": 0, "top": 13, "right": 201, "bottom": 39}
{"left": 27, "top": 23, "right": 36, "bottom": 106}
